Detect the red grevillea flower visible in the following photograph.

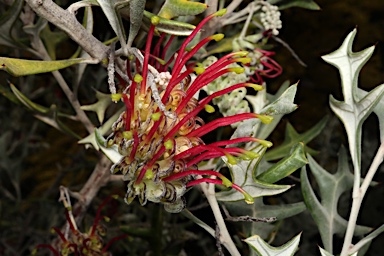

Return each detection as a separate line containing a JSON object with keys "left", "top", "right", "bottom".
{"left": 106, "top": 9, "right": 273, "bottom": 213}
{"left": 248, "top": 48, "right": 282, "bottom": 84}
{"left": 32, "top": 196, "right": 127, "bottom": 256}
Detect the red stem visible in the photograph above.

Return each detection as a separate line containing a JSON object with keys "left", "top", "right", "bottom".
{"left": 102, "top": 234, "right": 129, "bottom": 252}
{"left": 52, "top": 227, "right": 68, "bottom": 243}
{"left": 90, "top": 196, "right": 113, "bottom": 236}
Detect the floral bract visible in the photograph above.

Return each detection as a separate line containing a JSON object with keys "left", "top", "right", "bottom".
{"left": 106, "top": 10, "right": 273, "bottom": 213}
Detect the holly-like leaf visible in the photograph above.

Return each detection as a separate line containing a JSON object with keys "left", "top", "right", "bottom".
{"left": 0, "top": 0, "right": 25, "bottom": 49}
{"left": 40, "top": 23, "right": 68, "bottom": 60}
{"left": 264, "top": 116, "right": 328, "bottom": 161}
{"left": 95, "top": 128, "right": 123, "bottom": 164}
{"left": 158, "top": 0, "right": 207, "bottom": 19}
{"left": 244, "top": 232, "right": 301, "bottom": 256}
{"left": 81, "top": 90, "right": 112, "bottom": 124}
{"left": 0, "top": 57, "right": 86, "bottom": 76}
{"left": 301, "top": 148, "right": 372, "bottom": 253}
{"left": 78, "top": 109, "right": 122, "bottom": 150}
{"left": 322, "top": 29, "right": 384, "bottom": 179}
{"left": 216, "top": 145, "right": 292, "bottom": 202}
{"left": 260, "top": 83, "right": 298, "bottom": 116}
{"left": 257, "top": 143, "right": 307, "bottom": 184}
{"left": 357, "top": 88, "right": 384, "bottom": 142}
{"left": 245, "top": 81, "right": 296, "bottom": 141}
{"left": 318, "top": 247, "right": 357, "bottom": 256}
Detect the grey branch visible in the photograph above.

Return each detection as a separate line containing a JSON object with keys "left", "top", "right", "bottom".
{"left": 25, "top": 0, "right": 109, "bottom": 61}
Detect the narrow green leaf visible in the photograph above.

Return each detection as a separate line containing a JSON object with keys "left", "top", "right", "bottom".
{"left": 264, "top": 116, "right": 328, "bottom": 161}
{"left": 244, "top": 232, "right": 301, "bottom": 256}
{"left": 269, "top": 0, "right": 320, "bottom": 10}
{"left": 143, "top": 10, "right": 196, "bottom": 36}
{"left": 0, "top": 57, "right": 86, "bottom": 76}
{"left": 158, "top": 0, "right": 207, "bottom": 19}
{"left": 127, "top": 0, "right": 146, "bottom": 47}
{"left": 9, "top": 83, "right": 71, "bottom": 117}
{"left": 0, "top": 83, "right": 19, "bottom": 103}
{"left": 257, "top": 143, "right": 307, "bottom": 184}
{"left": 9, "top": 83, "right": 80, "bottom": 138}
{"left": 10, "top": 83, "right": 53, "bottom": 113}
{"left": 34, "top": 106, "right": 82, "bottom": 139}
{"left": 97, "top": 0, "right": 127, "bottom": 50}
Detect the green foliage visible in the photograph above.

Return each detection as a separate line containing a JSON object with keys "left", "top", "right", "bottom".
{"left": 323, "top": 29, "right": 384, "bottom": 175}
{"left": 158, "top": 0, "right": 207, "bottom": 19}
{"left": 301, "top": 149, "right": 371, "bottom": 253}
{"left": 2, "top": 0, "right": 383, "bottom": 256}
{"left": 0, "top": 57, "right": 87, "bottom": 76}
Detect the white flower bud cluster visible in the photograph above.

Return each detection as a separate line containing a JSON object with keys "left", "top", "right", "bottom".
{"left": 201, "top": 56, "right": 251, "bottom": 127}
{"left": 154, "top": 71, "right": 172, "bottom": 89}
{"left": 259, "top": 2, "right": 282, "bottom": 35}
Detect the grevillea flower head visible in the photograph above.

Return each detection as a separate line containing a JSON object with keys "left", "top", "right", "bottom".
{"left": 32, "top": 196, "right": 126, "bottom": 256}
{"left": 106, "top": 9, "right": 273, "bottom": 213}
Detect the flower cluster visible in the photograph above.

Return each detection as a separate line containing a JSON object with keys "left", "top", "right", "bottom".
{"left": 259, "top": 2, "right": 282, "bottom": 35}
{"left": 106, "top": 10, "right": 273, "bottom": 213}
{"left": 247, "top": 49, "right": 282, "bottom": 84}
{"left": 33, "top": 196, "right": 126, "bottom": 256}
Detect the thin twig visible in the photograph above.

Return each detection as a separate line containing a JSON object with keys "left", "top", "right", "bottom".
{"left": 271, "top": 35, "right": 307, "bottom": 67}
{"left": 215, "top": 222, "right": 224, "bottom": 256}
{"left": 222, "top": 204, "right": 277, "bottom": 223}
{"left": 200, "top": 182, "right": 241, "bottom": 256}
{"left": 340, "top": 142, "right": 384, "bottom": 256}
